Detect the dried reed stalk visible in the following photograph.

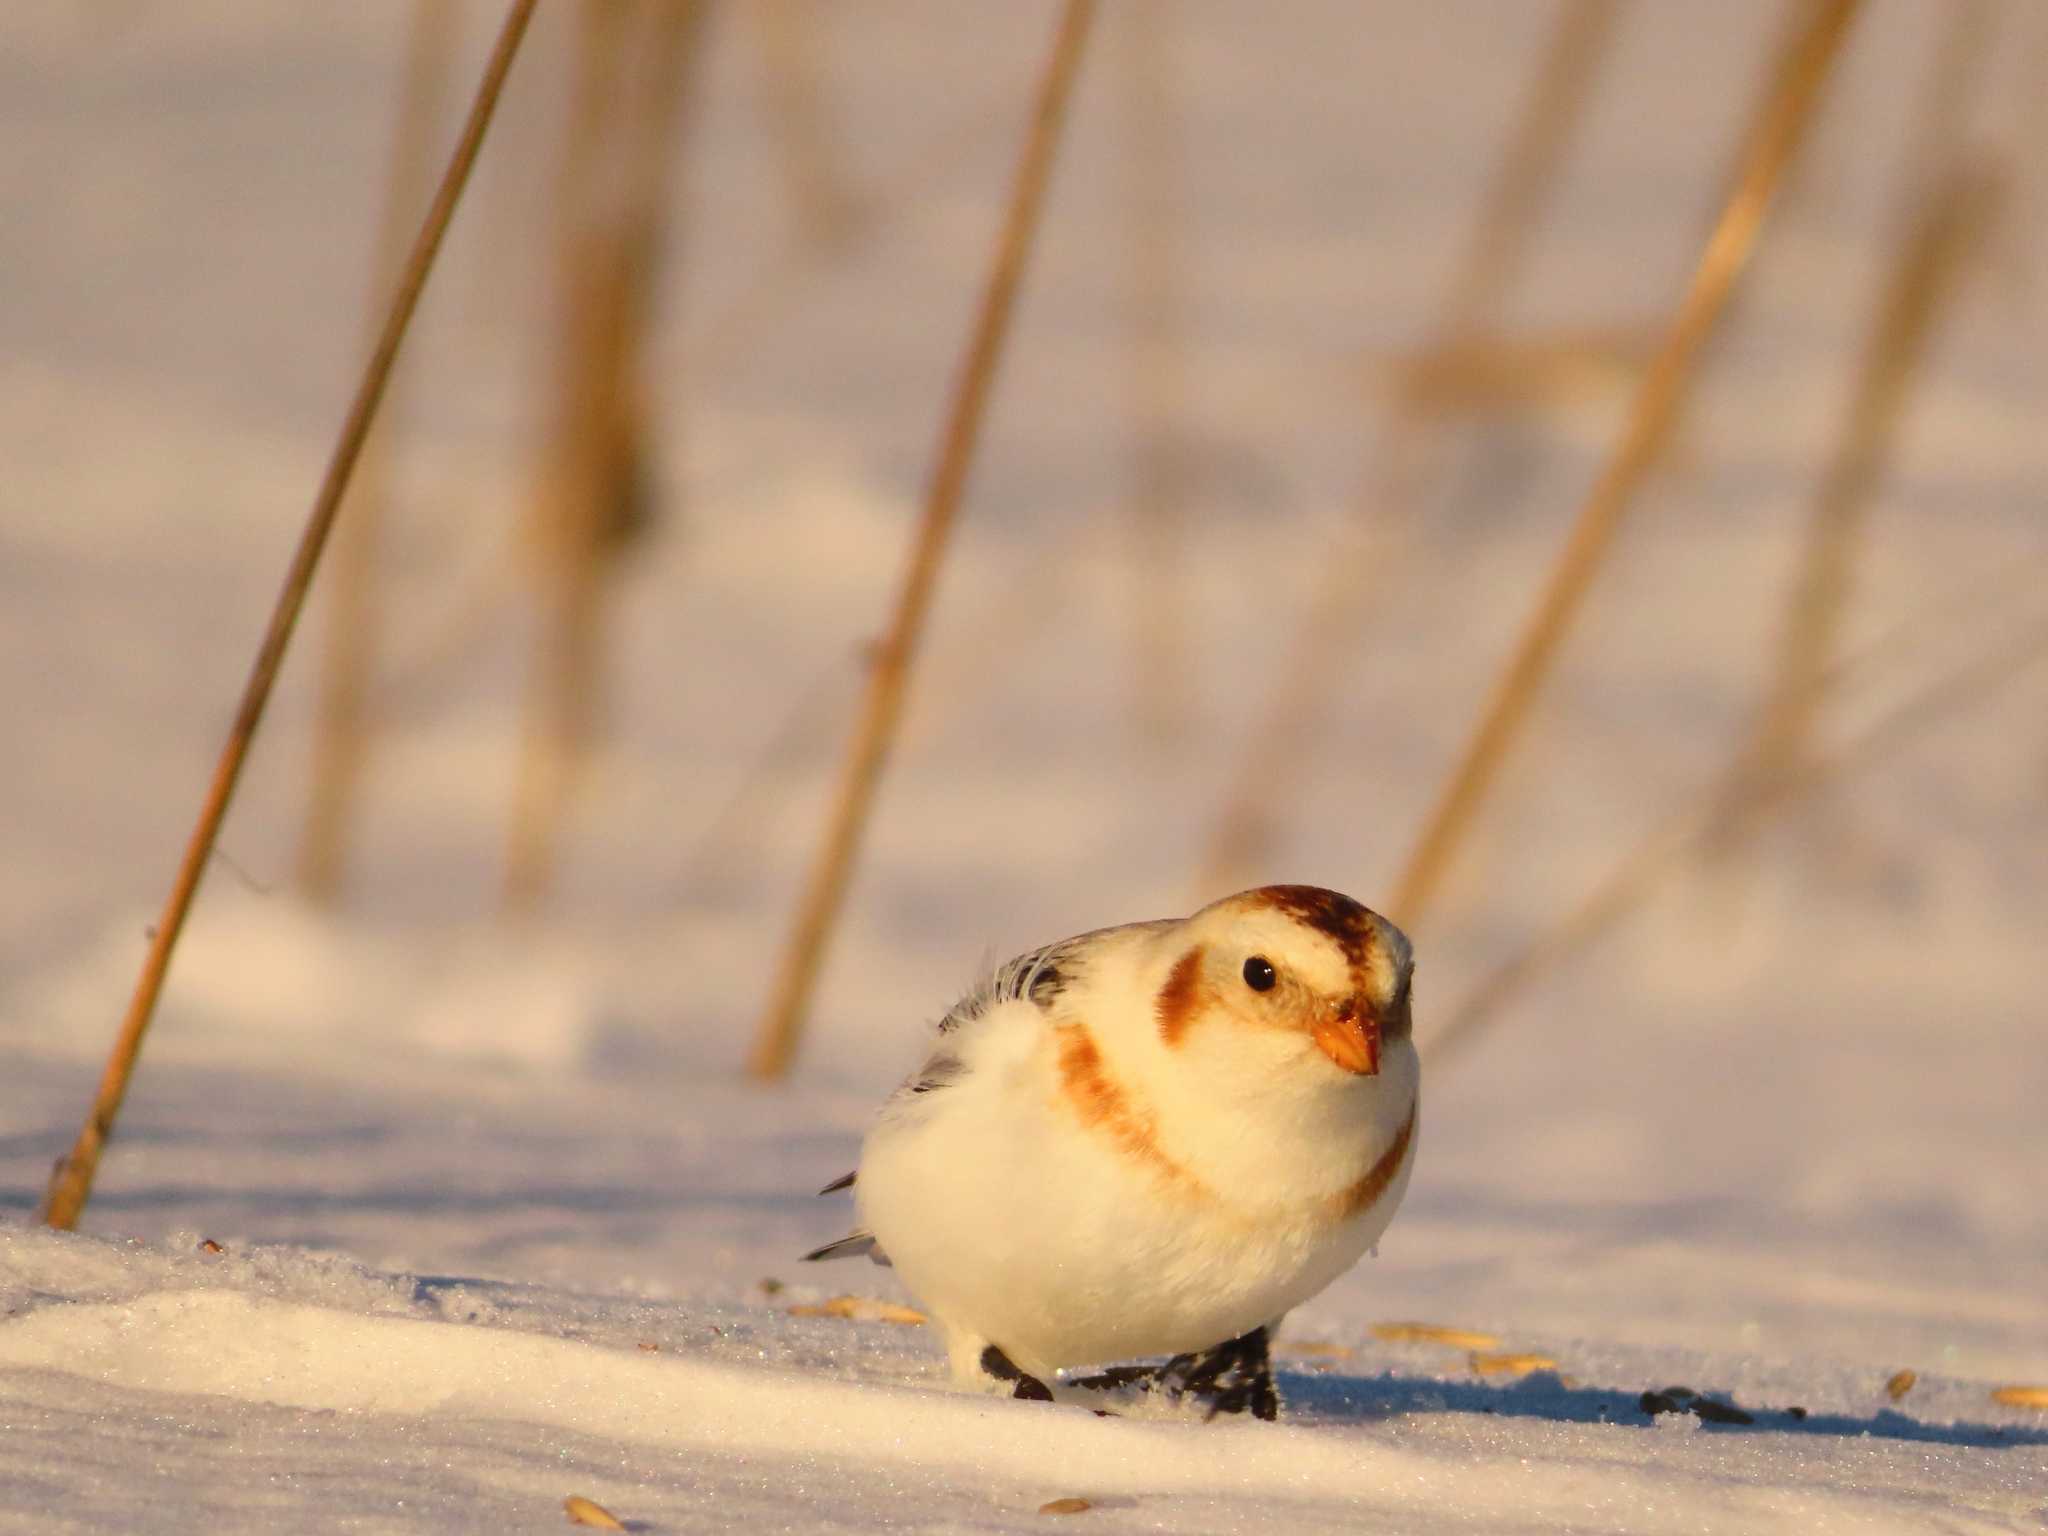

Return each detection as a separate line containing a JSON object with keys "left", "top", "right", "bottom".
{"left": 746, "top": 0, "right": 855, "bottom": 247}
{"left": 1713, "top": 4, "right": 1997, "bottom": 852}
{"left": 40, "top": 0, "right": 538, "bottom": 1231}
{"left": 1438, "top": 0, "right": 1627, "bottom": 342}
{"left": 1715, "top": 167, "right": 1999, "bottom": 850}
{"left": 688, "top": 101, "right": 1011, "bottom": 383}
{"left": 500, "top": 0, "right": 632, "bottom": 913}
{"left": 1427, "top": 602, "right": 2048, "bottom": 1066}
{"left": 747, "top": 0, "right": 1098, "bottom": 1080}
{"left": 1386, "top": 0, "right": 1861, "bottom": 931}
{"left": 670, "top": 519, "right": 1112, "bottom": 909}
{"left": 1383, "top": 322, "right": 1655, "bottom": 418}
{"left": 298, "top": 0, "right": 460, "bottom": 902}
{"left": 502, "top": 0, "right": 704, "bottom": 913}
{"left": 1121, "top": 0, "right": 1186, "bottom": 749}
{"left": 1198, "top": 0, "right": 1623, "bottom": 891}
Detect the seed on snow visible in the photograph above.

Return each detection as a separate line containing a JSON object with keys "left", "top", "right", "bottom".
{"left": 1469, "top": 1352, "right": 1558, "bottom": 1377}
{"left": 787, "top": 1295, "right": 926, "bottom": 1325}
{"left": 1371, "top": 1321, "right": 1501, "bottom": 1350}
{"left": 563, "top": 1494, "right": 626, "bottom": 1529}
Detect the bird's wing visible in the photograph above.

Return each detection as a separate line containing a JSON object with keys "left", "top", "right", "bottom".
{"left": 881, "top": 932, "right": 1088, "bottom": 1110}
{"left": 875, "top": 918, "right": 1181, "bottom": 1119}
{"left": 932, "top": 917, "right": 1177, "bottom": 1038}
{"left": 934, "top": 936, "right": 1080, "bottom": 1033}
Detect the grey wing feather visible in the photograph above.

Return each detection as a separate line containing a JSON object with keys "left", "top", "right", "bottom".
{"left": 936, "top": 937, "right": 1077, "bottom": 1033}
{"left": 802, "top": 1231, "right": 891, "bottom": 1265}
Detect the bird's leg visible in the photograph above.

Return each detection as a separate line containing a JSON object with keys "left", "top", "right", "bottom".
{"left": 1155, "top": 1325, "right": 1279, "bottom": 1421}
{"left": 979, "top": 1344, "right": 1054, "bottom": 1403}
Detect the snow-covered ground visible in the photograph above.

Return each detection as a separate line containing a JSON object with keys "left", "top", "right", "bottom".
{"left": 4, "top": 3, "right": 2046, "bottom": 1531}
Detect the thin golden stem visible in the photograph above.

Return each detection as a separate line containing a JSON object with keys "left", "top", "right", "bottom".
{"left": 1714, "top": 3, "right": 1997, "bottom": 851}
{"left": 1428, "top": 602, "right": 2048, "bottom": 1066}
{"left": 747, "top": 0, "right": 1098, "bottom": 1080}
{"left": 1122, "top": 0, "right": 1186, "bottom": 749}
{"left": 748, "top": 0, "right": 855, "bottom": 247}
{"left": 40, "top": 0, "right": 539, "bottom": 1231}
{"left": 1198, "top": 0, "right": 1623, "bottom": 893}
{"left": 503, "top": 0, "right": 704, "bottom": 914}
{"left": 298, "top": 0, "right": 461, "bottom": 902}
{"left": 1386, "top": 0, "right": 1861, "bottom": 931}
{"left": 1439, "top": 0, "right": 1626, "bottom": 341}
{"left": 1717, "top": 167, "right": 2000, "bottom": 847}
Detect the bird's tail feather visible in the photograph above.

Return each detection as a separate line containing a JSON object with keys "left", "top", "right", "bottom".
{"left": 802, "top": 1230, "right": 890, "bottom": 1265}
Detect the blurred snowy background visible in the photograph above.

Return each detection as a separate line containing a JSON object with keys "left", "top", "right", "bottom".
{"left": 2, "top": 2, "right": 2045, "bottom": 1530}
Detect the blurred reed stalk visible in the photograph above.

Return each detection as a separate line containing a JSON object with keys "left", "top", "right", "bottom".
{"left": 745, "top": 0, "right": 857, "bottom": 248}
{"left": 1385, "top": 0, "right": 1861, "bottom": 932}
{"left": 1121, "top": 0, "right": 1189, "bottom": 750}
{"left": 1199, "top": 0, "right": 1623, "bottom": 891}
{"left": 378, "top": 87, "right": 1013, "bottom": 727}
{"left": 747, "top": 0, "right": 1098, "bottom": 1080}
{"left": 1712, "top": 3, "right": 1997, "bottom": 857}
{"left": 1427, "top": 600, "right": 2048, "bottom": 1067}
{"left": 297, "top": 0, "right": 460, "bottom": 902}
{"left": 502, "top": 0, "right": 704, "bottom": 914}
{"left": 1383, "top": 322, "right": 1654, "bottom": 419}
{"left": 1718, "top": 171, "right": 2000, "bottom": 847}
{"left": 688, "top": 96, "right": 1010, "bottom": 381}
{"left": 2007, "top": 5, "right": 2048, "bottom": 305}
{"left": 40, "top": 0, "right": 538, "bottom": 1232}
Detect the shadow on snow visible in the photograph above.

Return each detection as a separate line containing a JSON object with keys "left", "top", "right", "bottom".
{"left": 1284, "top": 1366, "right": 2048, "bottom": 1450}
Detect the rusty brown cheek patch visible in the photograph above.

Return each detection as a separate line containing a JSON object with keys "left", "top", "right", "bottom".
{"left": 1327, "top": 1103, "right": 1417, "bottom": 1222}
{"left": 1056, "top": 1025, "right": 1207, "bottom": 1198}
{"left": 1155, "top": 945, "right": 1206, "bottom": 1047}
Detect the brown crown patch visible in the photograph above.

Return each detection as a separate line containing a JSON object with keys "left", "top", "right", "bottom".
{"left": 1154, "top": 944, "right": 1207, "bottom": 1048}
{"left": 1245, "top": 885, "right": 1376, "bottom": 970}
{"left": 1055, "top": 1024, "right": 1208, "bottom": 1200}
{"left": 1326, "top": 1102, "right": 1417, "bottom": 1223}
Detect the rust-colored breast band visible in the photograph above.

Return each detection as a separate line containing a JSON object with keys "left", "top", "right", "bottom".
{"left": 1056, "top": 1024, "right": 1207, "bottom": 1198}
{"left": 1329, "top": 1102, "right": 1418, "bottom": 1222}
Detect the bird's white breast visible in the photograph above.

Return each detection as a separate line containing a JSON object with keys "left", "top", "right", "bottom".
{"left": 857, "top": 996, "right": 1418, "bottom": 1377}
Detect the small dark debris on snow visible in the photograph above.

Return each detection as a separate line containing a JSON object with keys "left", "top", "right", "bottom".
{"left": 1038, "top": 1497, "right": 1092, "bottom": 1515}
{"left": 1885, "top": 1369, "right": 1918, "bottom": 1401}
{"left": 636, "top": 1341, "right": 659, "bottom": 1352}
{"left": 1787, "top": 1406, "right": 1809, "bottom": 1420}
{"left": 198, "top": 1239, "right": 223, "bottom": 1255}
{"left": 1692, "top": 1398, "right": 1755, "bottom": 1424}
{"left": 759, "top": 1277, "right": 785, "bottom": 1296}
{"left": 1639, "top": 1387, "right": 1753, "bottom": 1425}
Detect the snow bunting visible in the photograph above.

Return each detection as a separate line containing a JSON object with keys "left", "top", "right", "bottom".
{"left": 807, "top": 885, "right": 1418, "bottom": 1418}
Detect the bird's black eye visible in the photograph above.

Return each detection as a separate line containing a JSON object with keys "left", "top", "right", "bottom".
{"left": 1242, "top": 956, "right": 1277, "bottom": 992}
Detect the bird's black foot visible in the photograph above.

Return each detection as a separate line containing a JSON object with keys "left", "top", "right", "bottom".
{"left": 1067, "top": 1362, "right": 1162, "bottom": 1392}
{"left": 980, "top": 1344, "right": 1054, "bottom": 1403}
{"left": 1155, "top": 1326, "right": 1279, "bottom": 1421}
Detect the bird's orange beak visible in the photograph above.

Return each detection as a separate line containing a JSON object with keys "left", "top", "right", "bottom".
{"left": 1312, "top": 1000, "right": 1379, "bottom": 1076}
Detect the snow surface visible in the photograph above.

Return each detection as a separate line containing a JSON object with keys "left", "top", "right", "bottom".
{"left": 4, "top": 2, "right": 2048, "bottom": 1531}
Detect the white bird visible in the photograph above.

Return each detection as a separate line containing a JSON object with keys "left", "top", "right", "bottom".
{"left": 807, "top": 884, "right": 1419, "bottom": 1418}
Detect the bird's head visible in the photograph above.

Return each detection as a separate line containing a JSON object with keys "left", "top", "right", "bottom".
{"left": 1148, "top": 884, "right": 1413, "bottom": 1088}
